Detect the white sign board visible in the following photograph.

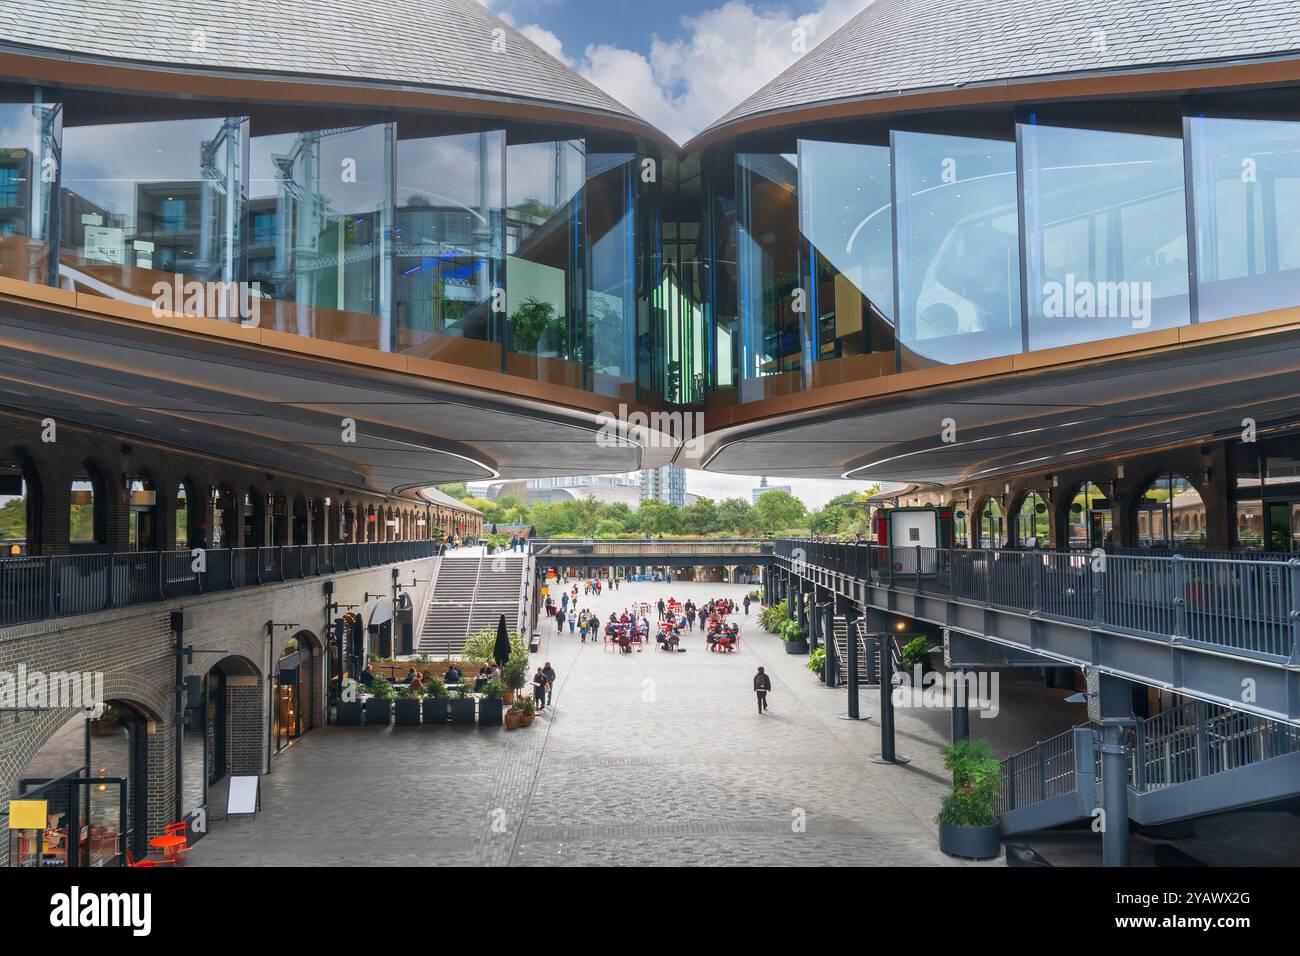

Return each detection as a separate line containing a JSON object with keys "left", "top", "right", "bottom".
{"left": 227, "top": 775, "right": 259, "bottom": 816}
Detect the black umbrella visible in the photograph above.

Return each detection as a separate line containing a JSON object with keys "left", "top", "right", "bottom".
{"left": 491, "top": 523, "right": 498, "bottom": 535}
{"left": 494, "top": 614, "right": 511, "bottom": 667}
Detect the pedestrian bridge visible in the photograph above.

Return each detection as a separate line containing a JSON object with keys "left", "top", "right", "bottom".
{"left": 530, "top": 538, "right": 773, "bottom": 569}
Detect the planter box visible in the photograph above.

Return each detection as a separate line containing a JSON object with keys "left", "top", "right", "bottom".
{"left": 784, "top": 639, "right": 810, "bottom": 655}
{"left": 478, "top": 698, "right": 504, "bottom": 727}
{"left": 938, "top": 821, "right": 1001, "bottom": 861}
{"left": 422, "top": 697, "right": 448, "bottom": 725}
{"left": 394, "top": 698, "right": 422, "bottom": 726}
{"left": 365, "top": 699, "right": 392, "bottom": 726}
{"left": 449, "top": 697, "right": 477, "bottom": 725}
{"left": 337, "top": 702, "right": 363, "bottom": 726}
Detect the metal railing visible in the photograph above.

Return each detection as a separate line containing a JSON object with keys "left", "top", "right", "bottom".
{"left": 998, "top": 725, "right": 1085, "bottom": 814}
{"left": 533, "top": 537, "right": 774, "bottom": 558}
{"left": 0, "top": 540, "right": 442, "bottom": 627}
{"left": 776, "top": 539, "right": 1300, "bottom": 662}
{"left": 1132, "top": 700, "right": 1300, "bottom": 792}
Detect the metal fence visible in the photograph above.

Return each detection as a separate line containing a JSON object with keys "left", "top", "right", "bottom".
{"left": 532, "top": 538, "right": 774, "bottom": 558}
{"left": 0, "top": 540, "right": 442, "bottom": 627}
{"left": 775, "top": 539, "right": 1300, "bottom": 661}
{"left": 998, "top": 725, "right": 1083, "bottom": 814}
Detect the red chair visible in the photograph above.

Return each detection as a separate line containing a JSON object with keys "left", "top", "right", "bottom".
{"left": 126, "top": 849, "right": 155, "bottom": 868}
{"left": 149, "top": 822, "right": 188, "bottom": 866}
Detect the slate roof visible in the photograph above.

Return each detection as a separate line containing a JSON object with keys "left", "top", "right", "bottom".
{"left": 0, "top": 0, "right": 640, "bottom": 121}
{"left": 702, "top": 0, "right": 1300, "bottom": 137}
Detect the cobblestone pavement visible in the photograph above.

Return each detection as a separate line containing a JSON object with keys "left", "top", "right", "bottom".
{"left": 190, "top": 580, "right": 1082, "bottom": 866}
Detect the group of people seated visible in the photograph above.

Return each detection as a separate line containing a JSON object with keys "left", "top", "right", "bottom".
{"left": 605, "top": 610, "right": 651, "bottom": 653}
{"left": 705, "top": 619, "right": 741, "bottom": 653}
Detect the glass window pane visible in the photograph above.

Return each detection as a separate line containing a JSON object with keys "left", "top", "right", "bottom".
{"left": 249, "top": 124, "right": 390, "bottom": 348}
{"left": 1023, "top": 121, "right": 1190, "bottom": 350}
{"left": 394, "top": 129, "right": 504, "bottom": 369}
{"left": 894, "top": 130, "right": 1022, "bottom": 369}
{"left": 505, "top": 139, "right": 584, "bottom": 390}
{"left": 586, "top": 152, "right": 636, "bottom": 400}
{"left": 60, "top": 115, "right": 244, "bottom": 306}
{"left": 798, "top": 140, "right": 895, "bottom": 388}
{"left": 737, "top": 152, "right": 804, "bottom": 402}
{"left": 0, "top": 91, "right": 60, "bottom": 284}
{"left": 1189, "top": 115, "right": 1300, "bottom": 322}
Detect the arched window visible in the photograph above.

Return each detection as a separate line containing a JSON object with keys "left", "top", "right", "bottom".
{"left": 1013, "top": 491, "right": 1050, "bottom": 549}
{"left": 975, "top": 498, "right": 1005, "bottom": 548}
{"left": 0, "top": 458, "right": 36, "bottom": 556}
{"left": 126, "top": 476, "right": 159, "bottom": 552}
{"left": 1135, "top": 472, "right": 1205, "bottom": 551}
{"left": 1067, "top": 481, "right": 1112, "bottom": 550}
{"left": 174, "top": 479, "right": 201, "bottom": 550}
{"left": 70, "top": 464, "right": 104, "bottom": 546}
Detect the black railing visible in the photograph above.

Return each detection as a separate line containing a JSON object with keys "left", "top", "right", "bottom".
{"left": 0, "top": 541, "right": 442, "bottom": 627}
{"left": 775, "top": 539, "right": 1300, "bottom": 663}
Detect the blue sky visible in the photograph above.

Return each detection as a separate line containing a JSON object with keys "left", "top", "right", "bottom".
{"left": 483, "top": 0, "right": 870, "bottom": 143}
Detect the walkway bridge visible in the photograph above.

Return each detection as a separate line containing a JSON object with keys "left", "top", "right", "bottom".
{"left": 773, "top": 540, "right": 1300, "bottom": 725}
{"left": 531, "top": 538, "right": 773, "bottom": 570}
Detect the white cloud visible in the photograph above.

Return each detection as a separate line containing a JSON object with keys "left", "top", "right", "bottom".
{"left": 492, "top": 0, "right": 871, "bottom": 144}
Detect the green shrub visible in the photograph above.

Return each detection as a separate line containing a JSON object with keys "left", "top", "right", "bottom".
{"left": 807, "top": 646, "right": 825, "bottom": 677}
{"left": 777, "top": 619, "right": 807, "bottom": 642}
{"left": 462, "top": 627, "right": 527, "bottom": 664}
{"left": 503, "top": 648, "right": 530, "bottom": 691}
{"left": 936, "top": 739, "right": 1002, "bottom": 828}
{"left": 369, "top": 675, "right": 396, "bottom": 701}
{"left": 482, "top": 681, "right": 507, "bottom": 700}
{"left": 900, "top": 636, "right": 934, "bottom": 672}
{"left": 426, "top": 675, "right": 447, "bottom": 698}
{"left": 759, "top": 599, "right": 788, "bottom": 633}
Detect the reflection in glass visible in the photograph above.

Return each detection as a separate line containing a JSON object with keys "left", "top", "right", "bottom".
{"left": 395, "top": 130, "right": 504, "bottom": 365}
{"left": 798, "top": 140, "right": 895, "bottom": 387}
{"left": 586, "top": 153, "right": 637, "bottom": 399}
{"left": 0, "top": 90, "right": 60, "bottom": 284}
{"left": 1023, "top": 121, "right": 1189, "bottom": 350}
{"left": 894, "top": 130, "right": 1021, "bottom": 368}
{"left": 737, "top": 152, "right": 803, "bottom": 401}
{"left": 60, "top": 116, "right": 244, "bottom": 305}
{"left": 248, "top": 124, "right": 391, "bottom": 348}
{"left": 1189, "top": 115, "right": 1300, "bottom": 322}
{"left": 505, "top": 139, "right": 584, "bottom": 388}
{"left": 976, "top": 497, "right": 1005, "bottom": 548}
{"left": 1013, "top": 491, "right": 1050, "bottom": 548}
{"left": 1067, "top": 480, "right": 1112, "bottom": 550}
{"left": 1135, "top": 472, "right": 1205, "bottom": 549}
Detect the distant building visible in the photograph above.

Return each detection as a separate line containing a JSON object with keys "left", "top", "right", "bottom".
{"left": 752, "top": 476, "right": 793, "bottom": 504}
{"left": 642, "top": 464, "right": 687, "bottom": 508}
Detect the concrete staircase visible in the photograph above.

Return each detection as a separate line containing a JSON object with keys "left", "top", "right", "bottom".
{"left": 417, "top": 552, "right": 528, "bottom": 657}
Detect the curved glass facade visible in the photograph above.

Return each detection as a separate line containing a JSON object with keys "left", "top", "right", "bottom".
{"left": 12, "top": 80, "right": 1300, "bottom": 408}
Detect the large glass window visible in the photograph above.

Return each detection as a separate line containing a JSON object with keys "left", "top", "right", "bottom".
{"left": 505, "top": 139, "right": 585, "bottom": 389}
{"left": 975, "top": 497, "right": 1005, "bottom": 548}
{"left": 1189, "top": 113, "right": 1300, "bottom": 322}
{"left": 586, "top": 153, "right": 637, "bottom": 399}
{"left": 1022, "top": 116, "right": 1190, "bottom": 350}
{"left": 894, "top": 130, "right": 1022, "bottom": 369}
{"left": 0, "top": 89, "right": 60, "bottom": 284}
{"left": 736, "top": 152, "right": 804, "bottom": 402}
{"left": 798, "top": 139, "right": 895, "bottom": 387}
{"left": 248, "top": 123, "right": 390, "bottom": 348}
{"left": 1067, "top": 481, "right": 1112, "bottom": 550}
{"left": 60, "top": 115, "right": 244, "bottom": 306}
{"left": 69, "top": 473, "right": 99, "bottom": 545}
{"left": 1013, "top": 491, "right": 1050, "bottom": 548}
{"left": 394, "top": 129, "right": 504, "bottom": 367}
{"left": 1135, "top": 472, "right": 1205, "bottom": 549}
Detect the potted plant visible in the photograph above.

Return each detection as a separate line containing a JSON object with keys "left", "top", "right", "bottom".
{"left": 504, "top": 701, "right": 523, "bottom": 730}
{"left": 503, "top": 647, "right": 529, "bottom": 704}
{"left": 515, "top": 693, "right": 536, "bottom": 727}
{"left": 448, "top": 687, "right": 477, "bottom": 725}
{"left": 779, "top": 619, "right": 809, "bottom": 654}
{"left": 936, "top": 739, "right": 1003, "bottom": 860}
{"left": 422, "top": 675, "right": 448, "bottom": 726}
{"left": 478, "top": 682, "right": 506, "bottom": 726}
{"left": 899, "top": 636, "right": 935, "bottom": 681}
{"left": 394, "top": 685, "right": 423, "bottom": 726}
{"left": 807, "top": 645, "right": 826, "bottom": 680}
{"left": 365, "top": 675, "right": 395, "bottom": 726}
{"left": 337, "top": 691, "right": 364, "bottom": 726}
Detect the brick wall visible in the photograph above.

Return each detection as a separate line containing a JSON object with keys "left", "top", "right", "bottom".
{"left": 0, "top": 555, "right": 436, "bottom": 867}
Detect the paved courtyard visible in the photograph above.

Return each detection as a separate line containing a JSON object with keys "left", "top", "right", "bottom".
{"left": 189, "top": 579, "right": 1082, "bottom": 866}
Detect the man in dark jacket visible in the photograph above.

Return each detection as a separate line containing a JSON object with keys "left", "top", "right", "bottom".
{"left": 753, "top": 667, "right": 772, "bottom": 714}
{"left": 542, "top": 662, "right": 557, "bottom": 705}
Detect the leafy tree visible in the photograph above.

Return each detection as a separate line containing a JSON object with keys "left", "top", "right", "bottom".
{"left": 716, "top": 497, "right": 759, "bottom": 534}
{"left": 682, "top": 497, "right": 719, "bottom": 535}
{"left": 754, "top": 490, "right": 806, "bottom": 533}
{"left": 0, "top": 497, "right": 26, "bottom": 541}
{"left": 635, "top": 499, "right": 684, "bottom": 535}
{"left": 595, "top": 517, "right": 625, "bottom": 537}
{"left": 438, "top": 483, "right": 470, "bottom": 501}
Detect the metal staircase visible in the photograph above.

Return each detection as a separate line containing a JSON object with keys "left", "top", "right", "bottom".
{"left": 832, "top": 618, "right": 882, "bottom": 686}
{"left": 417, "top": 552, "right": 529, "bottom": 657}
{"left": 998, "top": 702, "right": 1300, "bottom": 835}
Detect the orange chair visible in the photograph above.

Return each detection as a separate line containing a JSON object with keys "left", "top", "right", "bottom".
{"left": 126, "top": 849, "right": 155, "bottom": 868}
{"left": 149, "top": 822, "right": 188, "bottom": 866}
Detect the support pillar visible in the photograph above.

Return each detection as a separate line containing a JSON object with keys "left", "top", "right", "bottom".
{"left": 821, "top": 602, "right": 837, "bottom": 687}
{"left": 1094, "top": 671, "right": 1134, "bottom": 867}
{"left": 951, "top": 689, "right": 969, "bottom": 743}
{"left": 868, "top": 611, "right": 908, "bottom": 764}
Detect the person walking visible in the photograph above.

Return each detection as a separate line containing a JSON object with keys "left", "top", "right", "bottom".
{"left": 568, "top": 611, "right": 577, "bottom": 635}
{"left": 555, "top": 607, "right": 566, "bottom": 633}
{"left": 657, "top": 598, "right": 666, "bottom": 621}
{"left": 543, "top": 661, "right": 557, "bottom": 706}
{"left": 743, "top": 595, "right": 751, "bottom": 616}
{"left": 753, "top": 667, "right": 772, "bottom": 714}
